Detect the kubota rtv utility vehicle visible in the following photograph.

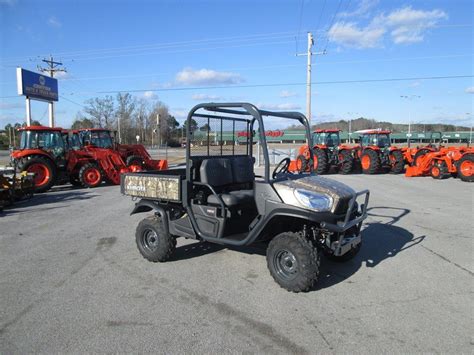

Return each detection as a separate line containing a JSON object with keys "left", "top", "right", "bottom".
{"left": 121, "top": 103, "right": 370, "bottom": 292}
{"left": 355, "top": 130, "right": 404, "bottom": 174}
{"left": 79, "top": 128, "right": 168, "bottom": 171}
{"left": 292, "top": 129, "right": 354, "bottom": 174}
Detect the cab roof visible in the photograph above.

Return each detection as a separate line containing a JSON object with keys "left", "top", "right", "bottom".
{"left": 79, "top": 128, "right": 114, "bottom": 132}
{"left": 313, "top": 129, "right": 340, "bottom": 133}
{"left": 360, "top": 129, "right": 391, "bottom": 135}
{"left": 18, "top": 125, "right": 63, "bottom": 132}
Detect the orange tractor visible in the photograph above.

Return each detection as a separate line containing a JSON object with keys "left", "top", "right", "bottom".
{"left": 405, "top": 146, "right": 474, "bottom": 182}
{"left": 11, "top": 126, "right": 131, "bottom": 192}
{"left": 403, "top": 132, "right": 443, "bottom": 167}
{"left": 354, "top": 130, "right": 405, "bottom": 174}
{"left": 78, "top": 128, "right": 168, "bottom": 171}
{"left": 291, "top": 129, "right": 354, "bottom": 174}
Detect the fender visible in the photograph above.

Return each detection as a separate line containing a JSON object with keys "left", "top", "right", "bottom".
{"left": 131, "top": 199, "right": 169, "bottom": 233}
{"left": 11, "top": 149, "right": 54, "bottom": 161}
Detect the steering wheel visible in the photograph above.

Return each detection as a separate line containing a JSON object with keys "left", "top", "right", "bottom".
{"left": 272, "top": 158, "right": 291, "bottom": 179}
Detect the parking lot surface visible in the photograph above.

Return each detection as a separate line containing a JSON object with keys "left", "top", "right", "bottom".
{"left": 0, "top": 173, "right": 472, "bottom": 353}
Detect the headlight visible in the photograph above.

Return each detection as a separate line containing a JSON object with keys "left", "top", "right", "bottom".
{"left": 294, "top": 189, "right": 333, "bottom": 212}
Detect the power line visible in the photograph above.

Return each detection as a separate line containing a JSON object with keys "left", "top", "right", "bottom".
{"left": 295, "top": 0, "right": 305, "bottom": 53}
{"left": 59, "top": 95, "right": 85, "bottom": 108}
{"left": 323, "top": 0, "right": 344, "bottom": 52}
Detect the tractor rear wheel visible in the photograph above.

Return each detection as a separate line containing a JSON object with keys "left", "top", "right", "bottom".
{"left": 19, "top": 156, "right": 56, "bottom": 193}
{"left": 313, "top": 149, "right": 328, "bottom": 174}
{"left": 79, "top": 163, "right": 103, "bottom": 188}
{"left": 296, "top": 155, "right": 307, "bottom": 173}
{"left": 266, "top": 232, "right": 320, "bottom": 292}
{"left": 430, "top": 161, "right": 449, "bottom": 179}
{"left": 338, "top": 149, "right": 354, "bottom": 174}
{"left": 413, "top": 148, "right": 431, "bottom": 167}
{"left": 361, "top": 149, "right": 380, "bottom": 174}
{"left": 126, "top": 155, "right": 144, "bottom": 170}
{"left": 390, "top": 150, "right": 405, "bottom": 174}
{"left": 457, "top": 154, "right": 474, "bottom": 182}
{"left": 136, "top": 216, "right": 176, "bottom": 262}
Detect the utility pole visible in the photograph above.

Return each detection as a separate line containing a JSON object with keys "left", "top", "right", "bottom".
{"left": 296, "top": 32, "right": 325, "bottom": 129}
{"left": 157, "top": 113, "right": 161, "bottom": 148}
{"left": 400, "top": 95, "right": 421, "bottom": 148}
{"left": 38, "top": 55, "right": 66, "bottom": 127}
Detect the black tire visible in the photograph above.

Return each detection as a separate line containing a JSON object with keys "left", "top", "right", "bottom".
{"left": 457, "top": 154, "right": 474, "bottom": 182}
{"left": 390, "top": 150, "right": 405, "bottom": 174}
{"left": 266, "top": 232, "right": 320, "bottom": 292}
{"left": 325, "top": 241, "right": 362, "bottom": 262}
{"left": 361, "top": 149, "right": 380, "bottom": 174}
{"left": 430, "top": 161, "right": 449, "bottom": 179}
{"left": 339, "top": 149, "right": 354, "bottom": 174}
{"left": 126, "top": 155, "right": 144, "bottom": 168}
{"left": 136, "top": 216, "right": 176, "bottom": 262}
{"left": 296, "top": 155, "right": 307, "bottom": 173}
{"left": 79, "top": 163, "right": 103, "bottom": 188}
{"left": 313, "top": 149, "right": 328, "bottom": 175}
{"left": 413, "top": 148, "right": 431, "bottom": 167}
{"left": 18, "top": 156, "right": 56, "bottom": 193}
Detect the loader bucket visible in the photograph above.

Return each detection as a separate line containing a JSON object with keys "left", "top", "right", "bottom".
{"left": 405, "top": 165, "right": 423, "bottom": 177}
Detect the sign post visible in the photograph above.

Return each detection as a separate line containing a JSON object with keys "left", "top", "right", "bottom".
{"left": 16, "top": 67, "right": 58, "bottom": 127}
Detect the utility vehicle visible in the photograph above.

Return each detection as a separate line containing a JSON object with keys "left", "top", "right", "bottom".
{"left": 121, "top": 103, "right": 370, "bottom": 292}
{"left": 291, "top": 129, "right": 354, "bottom": 174}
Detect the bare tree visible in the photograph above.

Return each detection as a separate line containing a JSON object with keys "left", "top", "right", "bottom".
{"left": 116, "top": 93, "right": 136, "bottom": 143}
{"left": 83, "top": 96, "right": 115, "bottom": 128}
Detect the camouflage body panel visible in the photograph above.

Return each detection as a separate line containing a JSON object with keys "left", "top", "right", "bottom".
{"left": 121, "top": 174, "right": 181, "bottom": 202}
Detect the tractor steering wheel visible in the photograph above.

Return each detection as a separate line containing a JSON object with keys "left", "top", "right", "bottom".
{"left": 272, "top": 158, "right": 291, "bottom": 179}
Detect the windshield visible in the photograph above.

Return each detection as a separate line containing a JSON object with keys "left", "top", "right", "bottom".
{"left": 312, "top": 132, "right": 340, "bottom": 147}
{"left": 20, "top": 130, "right": 64, "bottom": 150}
{"left": 81, "top": 130, "right": 113, "bottom": 148}
{"left": 361, "top": 133, "right": 391, "bottom": 148}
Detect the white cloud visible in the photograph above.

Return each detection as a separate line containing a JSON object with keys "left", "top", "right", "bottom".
{"left": 465, "top": 86, "right": 474, "bottom": 94}
{"left": 54, "top": 71, "right": 69, "bottom": 79}
{"left": 257, "top": 103, "right": 301, "bottom": 110}
{"left": 47, "top": 16, "right": 62, "bottom": 28}
{"left": 329, "top": 5, "right": 447, "bottom": 48}
{"left": 0, "top": 102, "right": 23, "bottom": 110}
{"left": 143, "top": 91, "right": 157, "bottom": 99}
{"left": 279, "top": 90, "right": 297, "bottom": 98}
{"left": 408, "top": 81, "right": 421, "bottom": 88}
{"left": 328, "top": 22, "right": 385, "bottom": 49}
{"left": 170, "top": 109, "right": 187, "bottom": 119}
{"left": 191, "top": 94, "right": 222, "bottom": 101}
{"left": 175, "top": 68, "right": 243, "bottom": 86}
{"left": 339, "top": 0, "right": 379, "bottom": 18}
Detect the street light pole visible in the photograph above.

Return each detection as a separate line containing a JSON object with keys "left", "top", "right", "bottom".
{"left": 400, "top": 95, "right": 421, "bottom": 148}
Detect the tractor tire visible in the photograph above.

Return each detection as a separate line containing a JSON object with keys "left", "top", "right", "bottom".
{"left": 430, "top": 161, "right": 449, "bottom": 180}
{"left": 325, "top": 241, "right": 362, "bottom": 262}
{"left": 313, "top": 149, "right": 328, "bottom": 175}
{"left": 361, "top": 149, "right": 380, "bottom": 174}
{"left": 390, "top": 150, "right": 405, "bottom": 174}
{"left": 413, "top": 148, "right": 431, "bottom": 167}
{"left": 136, "top": 216, "right": 176, "bottom": 262}
{"left": 19, "top": 156, "right": 56, "bottom": 193}
{"left": 339, "top": 149, "right": 354, "bottom": 174}
{"left": 79, "top": 163, "right": 103, "bottom": 188}
{"left": 296, "top": 155, "right": 307, "bottom": 173}
{"left": 266, "top": 232, "right": 320, "bottom": 292}
{"left": 457, "top": 154, "right": 474, "bottom": 182}
{"left": 126, "top": 155, "right": 145, "bottom": 170}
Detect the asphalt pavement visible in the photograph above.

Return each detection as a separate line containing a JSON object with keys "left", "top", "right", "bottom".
{"left": 0, "top": 173, "right": 472, "bottom": 353}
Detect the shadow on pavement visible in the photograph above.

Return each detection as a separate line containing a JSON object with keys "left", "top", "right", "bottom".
{"left": 0, "top": 190, "right": 98, "bottom": 216}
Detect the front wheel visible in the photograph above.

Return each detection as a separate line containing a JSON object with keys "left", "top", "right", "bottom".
{"left": 457, "top": 154, "right": 474, "bottom": 182}
{"left": 390, "top": 150, "right": 405, "bottom": 174}
{"left": 266, "top": 232, "right": 320, "bottom": 292}
{"left": 79, "top": 163, "right": 103, "bottom": 188}
{"left": 136, "top": 216, "right": 176, "bottom": 262}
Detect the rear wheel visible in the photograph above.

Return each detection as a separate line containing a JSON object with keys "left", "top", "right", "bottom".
{"left": 457, "top": 154, "right": 474, "bottom": 182}
{"left": 430, "top": 161, "right": 449, "bottom": 179}
{"left": 79, "top": 163, "right": 103, "bottom": 188}
{"left": 267, "top": 232, "right": 320, "bottom": 292}
{"left": 19, "top": 156, "right": 56, "bottom": 193}
{"left": 413, "top": 148, "right": 431, "bottom": 166}
{"left": 361, "top": 149, "right": 380, "bottom": 174}
{"left": 338, "top": 149, "right": 354, "bottom": 174}
{"left": 390, "top": 150, "right": 405, "bottom": 174}
{"left": 136, "top": 216, "right": 176, "bottom": 262}
{"left": 295, "top": 155, "right": 307, "bottom": 173}
{"left": 313, "top": 149, "right": 328, "bottom": 174}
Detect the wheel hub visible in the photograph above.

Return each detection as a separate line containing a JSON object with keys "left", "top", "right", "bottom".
{"left": 143, "top": 229, "right": 159, "bottom": 251}
{"left": 274, "top": 249, "right": 298, "bottom": 280}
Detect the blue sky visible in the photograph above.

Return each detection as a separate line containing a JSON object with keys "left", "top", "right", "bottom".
{"left": 0, "top": 0, "right": 473, "bottom": 129}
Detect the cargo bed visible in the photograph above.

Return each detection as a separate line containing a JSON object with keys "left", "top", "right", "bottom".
{"left": 120, "top": 168, "right": 185, "bottom": 202}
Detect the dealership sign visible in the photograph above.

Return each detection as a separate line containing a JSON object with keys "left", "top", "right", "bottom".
{"left": 17, "top": 68, "right": 58, "bottom": 102}
{"left": 238, "top": 130, "right": 284, "bottom": 138}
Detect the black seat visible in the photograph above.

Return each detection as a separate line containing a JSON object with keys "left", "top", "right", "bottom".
{"left": 200, "top": 157, "right": 254, "bottom": 207}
